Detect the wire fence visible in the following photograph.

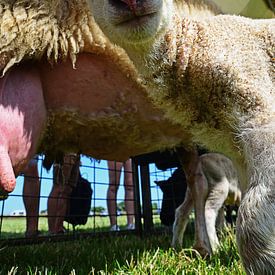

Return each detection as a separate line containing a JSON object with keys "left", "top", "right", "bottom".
{"left": 0, "top": 154, "right": 178, "bottom": 245}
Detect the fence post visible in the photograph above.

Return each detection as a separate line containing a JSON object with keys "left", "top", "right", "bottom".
{"left": 140, "top": 164, "right": 153, "bottom": 233}
{"left": 0, "top": 200, "right": 5, "bottom": 238}
{"left": 132, "top": 157, "right": 142, "bottom": 236}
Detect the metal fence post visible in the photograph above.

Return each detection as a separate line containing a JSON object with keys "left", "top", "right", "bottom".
{"left": 140, "top": 164, "right": 153, "bottom": 233}
{"left": 131, "top": 157, "right": 142, "bottom": 236}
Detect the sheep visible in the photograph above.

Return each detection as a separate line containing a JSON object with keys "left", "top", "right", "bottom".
{"left": 90, "top": 0, "right": 275, "bottom": 273}
{"left": 0, "top": 0, "right": 220, "bottom": 195}
{"left": 0, "top": 0, "right": 273, "bottom": 273}
{"left": 172, "top": 153, "right": 241, "bottom": 255}
{"left": 0, "top": 0, "right": 189, "bottom": 195}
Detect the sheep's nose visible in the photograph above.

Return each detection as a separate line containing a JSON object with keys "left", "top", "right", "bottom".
{"left": 121, "top": 0, "right": 137, "bottom": 8}
{"left": 109, "top": 0, "right": 139, "bottom": 12}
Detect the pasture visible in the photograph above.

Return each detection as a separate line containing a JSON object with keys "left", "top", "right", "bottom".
{"left": 0, "top": 215, "right": 143, "bottom": 239}
{"left": 0, "top": 217, "right": 244, "bottom": 274}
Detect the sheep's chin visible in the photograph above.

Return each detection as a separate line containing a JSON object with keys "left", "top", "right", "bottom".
{"left": 108, "top": 12, "right": 161, "bottom": 44}
{"left": 89, "top": 0, "right": 174, "bottom": 46}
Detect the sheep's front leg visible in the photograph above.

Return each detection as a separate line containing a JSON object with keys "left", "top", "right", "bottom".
{"left": 237, "top": 181, "right": 275, "bottom": 274}
{"left": 236, "top": 124, "right": 275, "bottom": 274}
{"left": 172, "top": 187, "right": 193, "bottom": 248}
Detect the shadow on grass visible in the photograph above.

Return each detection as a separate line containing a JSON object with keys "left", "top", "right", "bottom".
{"left": 0, "top": 224, "right": 242, "bottom": 274}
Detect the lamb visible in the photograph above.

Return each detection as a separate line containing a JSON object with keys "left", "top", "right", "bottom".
{"left": 155, "top": 151, "right": 241, "bottom": 254}
{"left": 90, "top": 0, "right": 275, "bottom": 274}
{"left": 172, "top": 153, "right": 241, "bottom": 255}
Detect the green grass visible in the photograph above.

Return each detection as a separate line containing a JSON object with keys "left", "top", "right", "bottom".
{"left": 0, "top": 215, "right": 143, "bottom": 238}
{"left": 0, "top": 217, "right": 244, "bottom": 274}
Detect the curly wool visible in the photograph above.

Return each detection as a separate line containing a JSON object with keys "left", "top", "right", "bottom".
{"left": 144, "top": 14, "right": 274, "bottom": 147}
{"left": 0, "top": 0, "right": 130, "bottom": 79}
{"left": 0, "top": 1, "right": 84, "bottom": 73}
{"left": 0, "top": 0, "right": 224, "bottom": 78}
{"left": 174, "top": 0, "right": 221, "bottom": 18}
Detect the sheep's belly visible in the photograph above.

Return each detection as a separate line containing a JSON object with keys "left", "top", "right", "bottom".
{"left": 39, "top": 53, "right": 188, "bottom": 160}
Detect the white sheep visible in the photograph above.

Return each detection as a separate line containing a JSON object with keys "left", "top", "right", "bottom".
{"left": 0, "top": 0, "right": 273, "bottom": 273}
{"left": 90, "top": 0, "right": 275, "bottom": 274}
{"left": 172, "top": 152, "right": 241, "bottom": 255}
{"left": 0, "top": 0, "right": 188, "bottom": 193}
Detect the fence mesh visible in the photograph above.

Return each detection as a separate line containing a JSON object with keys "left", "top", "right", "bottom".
{"left": 0, "top": 154, "right": 178, "bottom": 244}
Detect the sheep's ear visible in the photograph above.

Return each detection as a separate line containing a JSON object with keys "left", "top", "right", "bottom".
{"left": 212, "top": 0, "right": 274, "bottom": 19}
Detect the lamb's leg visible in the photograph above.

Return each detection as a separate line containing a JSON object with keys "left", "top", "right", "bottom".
{"left": 191, "top": 163, "right": 211, "bottom": 256}
{"left": 177, "top": 148, "right": 210, "bottom": 256}
{"left": 204, "top": 180, "right": 228, "bottom": 253}
{"left": 216, "top": 206, "right": 225, "bottom": 232}
{"left": 172, "top": 186, "right": 193, "bottom": 248}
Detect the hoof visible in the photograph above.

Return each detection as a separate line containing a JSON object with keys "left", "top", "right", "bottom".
{"left": 171, "top": 241, "right": 182, "bottom": 251}
{"left": 193, "top": 244, "right": 211, "bottom": 258}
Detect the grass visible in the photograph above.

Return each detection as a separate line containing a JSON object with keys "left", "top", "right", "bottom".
{"left": 0, "top": 215, "right": 139, "bottom": 239}
{"left": 0, "top": 217, "right": 245, "bottom": 274}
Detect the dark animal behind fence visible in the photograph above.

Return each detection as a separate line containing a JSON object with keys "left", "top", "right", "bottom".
{"left": 155, "top": 168, "right": 187, "bottom": 226}
{"left": 65, "top": 175, "right": 93, "bottom": 226}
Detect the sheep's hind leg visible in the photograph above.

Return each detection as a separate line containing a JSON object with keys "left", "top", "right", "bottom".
{"left": 172, "top": 187, "right": 193, "bottom": 249}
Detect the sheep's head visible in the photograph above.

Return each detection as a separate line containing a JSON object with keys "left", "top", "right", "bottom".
{"left": 89, "top": 0, "right": 174, "bottom": 46}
